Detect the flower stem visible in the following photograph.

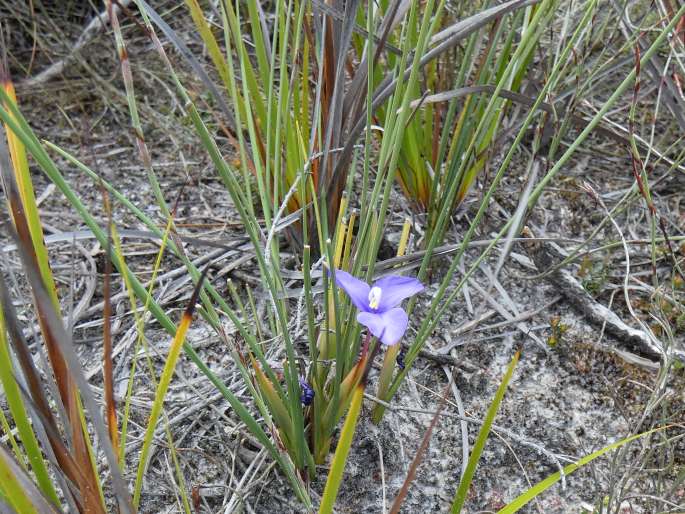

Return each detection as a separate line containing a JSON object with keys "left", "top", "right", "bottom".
{"left": 372, "top": 344, "right": 400, "bottom": 424}
{"left": 361, "top": 336, "right": 381, "bottom": 386}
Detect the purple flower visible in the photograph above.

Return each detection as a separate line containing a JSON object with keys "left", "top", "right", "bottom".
{"left": 299, "top": 377, "right": 314, "bottom": 406}
{"left": 333, "top": 270, "right": 424, "bottom": 346}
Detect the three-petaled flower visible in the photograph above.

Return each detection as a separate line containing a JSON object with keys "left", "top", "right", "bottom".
{"left": 333, "top": 270, "right": 424, "bottom": 346}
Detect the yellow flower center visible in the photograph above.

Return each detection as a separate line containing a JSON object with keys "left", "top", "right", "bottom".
{"left": 368, "top": 286, "right": 382, "bottom": 310}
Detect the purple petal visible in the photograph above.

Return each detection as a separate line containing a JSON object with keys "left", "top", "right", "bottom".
{"left": 372, "top": 275, "right": 424, "bottom": 311}
{"left": 333, "top": 269, "right": 371, "bottom": 311}
{"left": 357, "top": 308, "right": 408, "bottom": 346}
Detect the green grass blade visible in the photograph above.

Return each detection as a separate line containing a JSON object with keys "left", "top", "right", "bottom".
{"left": 0, "top": 443, "right": 57, "bottom": 514}
{"left": 1, "top": 67, "right": 60, "bottom": 313}
{"left": 1, "top": 106, "right": 277, "bottom": 407}
{"left": 40, "top": 144, "right": 307, "bottom": 498}
{"left": 0, "top": 79, "right": 316, "bottom": 507}
{"left": 183, "top": 0, "right": 231, "bottom": 88}
{"left": 451, "top": 351, "right": 519, "bottom": 513}
{"left": 318, "top": 382, "right": 365, "bottom": 514}
{"left": 7, "top": 224, "right": 133, "bottom": 512}
{"left": 133, "top": 271, "right": 206, "bottom": 506}
{"left": 0, "top": 298, "right": 60, "bottom": 506}
{"left": 0, "top": 407, "right": 24, "bottom": 468}
{"left": 498, "top": 427, "right": 668, "bottom": 513}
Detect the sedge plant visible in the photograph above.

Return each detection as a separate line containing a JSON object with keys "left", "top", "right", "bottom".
{"left": 1, "top": 0, "right": 684, "bottom": 511}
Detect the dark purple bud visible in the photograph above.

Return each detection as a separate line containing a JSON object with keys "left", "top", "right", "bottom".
{"left": 396, "top": 347, "right": 406, "bottom": 370}
{"left": 299, "top": 377, "right": 314, "bottom": 406}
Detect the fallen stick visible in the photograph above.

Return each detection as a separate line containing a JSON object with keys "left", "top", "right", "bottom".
{"left": 521, "top": 227, "right": 684, "bottom": 364}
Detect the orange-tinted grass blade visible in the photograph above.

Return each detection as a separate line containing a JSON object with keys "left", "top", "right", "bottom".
{"left": 102, "top": 189, "right": 119, "bottom": 457}
{"left": 133, "top": 265, "right": 210, "bottom": 507}
{"left": 0, "top": 58, "right": 57, "bottom": 304}
{"left": 0, "top": 131, "right": 103, "bottom": 510}
{"left": 0, "top": 275, "right": 86, "bottom": 495}
{"left": 0, "top": 282, "right": 60, "bottom": 506}
{"left": 0, "top": 125, "right": 72, "bottom": 409}
{"left": 8, "top": 371, "right": 93, "bottom": 511}
{"left": 341, "top": 210, "right": 356, "bottom": 270}
{"left": 327, "top": 334, "right": 380, "bottom": 428}
{"left": 4, "top": 223, "right": 134, "bottom": 514}
{"left": 0, "top": 133, "right": 93, "bottom": 499}
{"left": 68, "top": 386, "right": 105, "bottom": 514}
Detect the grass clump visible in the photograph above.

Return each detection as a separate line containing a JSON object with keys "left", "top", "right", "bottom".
{"left": 1, "top": 0, "right": 684, "bottom": 512}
